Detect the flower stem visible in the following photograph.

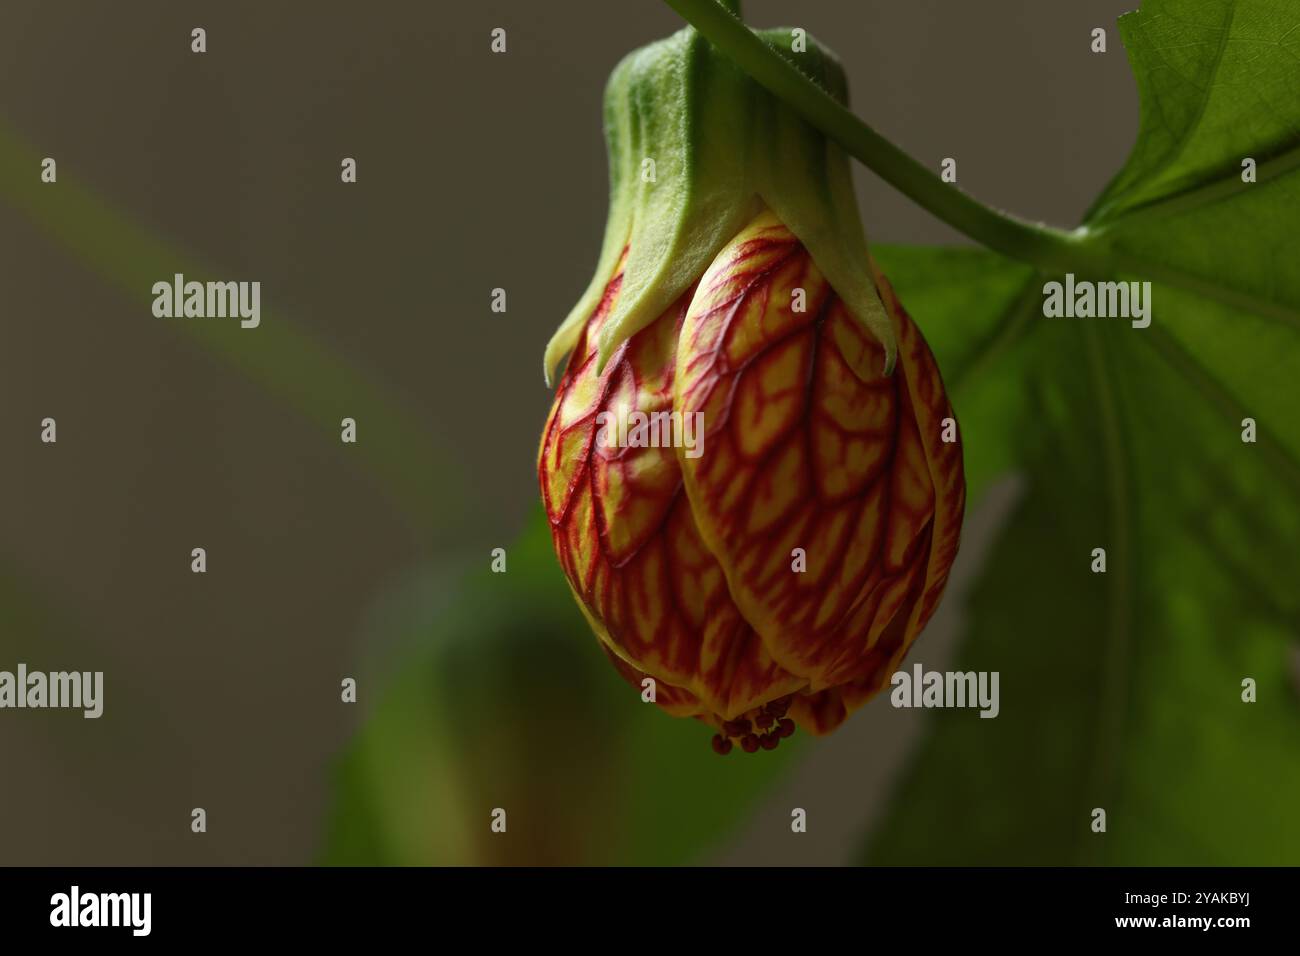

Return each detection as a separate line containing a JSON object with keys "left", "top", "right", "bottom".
{"left": 662, "top": 4, "right": 1291, "bottom": 322}
{"left": 662, "top": 0, "right": 1107, "bottom": 276}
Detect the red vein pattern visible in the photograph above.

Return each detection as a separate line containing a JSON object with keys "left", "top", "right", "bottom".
{"left": 538, "top": 210, "right": 965, "bottom": 751}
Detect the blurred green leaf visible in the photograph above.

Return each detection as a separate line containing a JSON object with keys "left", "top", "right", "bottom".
{"left": 318, "top": 508, "right": 800, "bottom": 866}
{"left": 865, "top": 0, "right": 1300, "bottom": 865}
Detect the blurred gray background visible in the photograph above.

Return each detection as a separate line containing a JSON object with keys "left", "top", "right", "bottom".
{"left": 0, "top": 0, "right": 1136, "bottom": 864}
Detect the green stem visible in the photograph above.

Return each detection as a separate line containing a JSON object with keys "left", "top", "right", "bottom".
{"left": 718, "top": 0, "right": 741, "bottom": 16}
{"left": 663, "top": 0, "right": 1106, "bottom": 275}
{"left": 665, "top": 1, "right": 1300, "bottom": 327}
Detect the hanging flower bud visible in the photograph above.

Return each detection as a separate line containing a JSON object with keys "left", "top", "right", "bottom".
{"left": 538, "top": 24, "right": 964, "bottom": 750}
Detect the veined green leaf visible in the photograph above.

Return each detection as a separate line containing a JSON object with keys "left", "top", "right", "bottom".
{"left": 865, "top": 0, "right": 1300, "bottom": 864}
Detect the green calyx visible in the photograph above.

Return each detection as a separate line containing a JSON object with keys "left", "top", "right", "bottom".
{"left": 543, "top": 25, "right": 897, "bottom": 387}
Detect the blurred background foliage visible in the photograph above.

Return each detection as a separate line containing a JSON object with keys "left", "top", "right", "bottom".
{"left": 319, "top": 517, "right": 801, "bottom": 865}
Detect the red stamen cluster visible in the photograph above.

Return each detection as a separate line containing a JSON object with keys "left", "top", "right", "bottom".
{"left": 710, "top": 697, "right": 796, "bottom": 755}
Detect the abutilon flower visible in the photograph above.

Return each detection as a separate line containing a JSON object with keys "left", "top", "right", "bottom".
{"left": 538, "top": 24, "right": 964, "bottom": 752}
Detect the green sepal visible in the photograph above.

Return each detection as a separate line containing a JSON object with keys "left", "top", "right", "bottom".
{"left": 543, "top": 25, "right": 896, "bottom": 386}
